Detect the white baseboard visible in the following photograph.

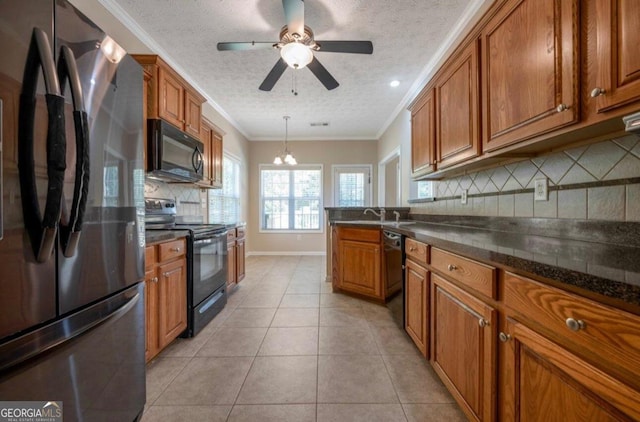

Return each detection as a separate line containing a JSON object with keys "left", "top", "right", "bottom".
{"left": 247, "top": 251, "right": 327, "bottom": 256}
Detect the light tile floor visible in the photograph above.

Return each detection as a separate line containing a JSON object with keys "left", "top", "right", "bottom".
{"left": 142, "top": 255, "right": 466, "bottom": 422}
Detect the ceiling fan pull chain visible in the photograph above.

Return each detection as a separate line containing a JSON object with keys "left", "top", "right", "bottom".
{"left": 291, "top": 72, "right": 298, "bottom": 96}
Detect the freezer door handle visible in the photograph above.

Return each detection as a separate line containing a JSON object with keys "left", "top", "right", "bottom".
{"left": 18, "top": 27, "right": 66, "bottom": 262}
{"left": 57, "top": 45, "right": 90, "bottom": 258}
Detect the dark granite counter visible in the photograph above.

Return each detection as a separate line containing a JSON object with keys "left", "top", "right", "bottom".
{"left": 332, "top": 218, "right": 640, "bottom": 312}
{"left": 145, "top": 230, "right": 190, "bottom": 245}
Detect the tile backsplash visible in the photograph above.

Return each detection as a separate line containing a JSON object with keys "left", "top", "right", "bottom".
{"left": 412, "top": 135, "right": 640, "bottom": 222}
{"left": 144, "top": 180, "right": 206, "bottom": 217}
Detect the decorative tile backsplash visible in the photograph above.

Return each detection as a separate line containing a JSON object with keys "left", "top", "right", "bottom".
{"left": 412, "top": 135, "right": 640, "bottom": 222}
{"left": 144, "top": 180, "right": 205, "bottom": 217}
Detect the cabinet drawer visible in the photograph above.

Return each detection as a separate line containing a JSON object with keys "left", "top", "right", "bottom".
{"left": 504, "top": 272, "right": 640, "bottom": 387}
{"left": 431, "top": 248, "right": 496, "bottom": 298}
{"left": 227, "top": 229, "right": 236, "bottom": 242}
{"left": 338, "top": 227, "right": 380, "bottom": 243}
{"left": 236, "top": 226, "right": 246, "bottom": 239}
{"left": 158, "top": 238, "right": 186, "bottom": 262}
{"left": 145, "top": 246, "right": 156, "bottom": 271}
{"left": 405, "top": 238, "right": 429, "bottom": 265}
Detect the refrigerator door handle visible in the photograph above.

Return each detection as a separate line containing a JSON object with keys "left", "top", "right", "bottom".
{"left": 57, "top": 45, "right": 90, "bottom": 258}
{"left": 18, "top": 27, "right": 66, "bottom": 263}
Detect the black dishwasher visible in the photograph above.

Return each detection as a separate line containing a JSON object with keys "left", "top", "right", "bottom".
{"left": 383, "top": 230, "right": 404, "bottom": 328}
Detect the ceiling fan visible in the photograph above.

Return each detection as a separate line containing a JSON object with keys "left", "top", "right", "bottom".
{"left": 217, "top": 0, "right": 373, "bottom": 91}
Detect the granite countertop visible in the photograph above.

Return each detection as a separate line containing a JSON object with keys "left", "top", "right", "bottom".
{"left": 332, "top": 219, "right": 640, "bottom": 311}
{"left": 145, "top": 230, "right": 190, "bottom": 245}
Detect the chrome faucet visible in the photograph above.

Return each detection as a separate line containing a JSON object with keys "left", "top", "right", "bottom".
{"left": 364, "top": 208, "right": 386, "bottom": 222}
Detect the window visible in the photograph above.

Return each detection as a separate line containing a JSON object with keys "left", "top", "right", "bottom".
{"left": 209, "top": 154, "right": 241, "bottom": 224}
{"left": 409, "top": 180, "right": 436, "bottom": 201}
{"left": 260, "top": 165, "right": 322, "bottom": 232}
{"left": 332, "top": 165, "right": 372, "bottom": 207}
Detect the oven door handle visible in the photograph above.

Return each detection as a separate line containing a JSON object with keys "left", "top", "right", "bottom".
{"left": 193, "top": 230, "right": 228, "bottom": 243}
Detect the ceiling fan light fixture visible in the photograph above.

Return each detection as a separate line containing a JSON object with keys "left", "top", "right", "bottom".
{"left": 280, "top": 42, "right": 313, "bottom": 69}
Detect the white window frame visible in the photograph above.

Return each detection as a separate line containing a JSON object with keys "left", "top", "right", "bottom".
{"left": 331, "top": 164, "right": 373, "bottom": 207}
{"left": 208, "top": 152, "right": 241, "bottom": 224}
{"left": 259, "top": 164, "right": 324, "bottom": 234}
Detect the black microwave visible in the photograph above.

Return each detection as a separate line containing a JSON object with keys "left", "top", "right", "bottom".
{"left": 147, "top": 119, "right": 204, "bottom": 182}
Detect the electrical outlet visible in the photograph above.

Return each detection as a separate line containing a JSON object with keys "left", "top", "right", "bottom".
{"left": 461, "top": 189, "right": 468, "bottom": 205}
{"left": 534, "top": 178, "right": 548, "bottom": 201}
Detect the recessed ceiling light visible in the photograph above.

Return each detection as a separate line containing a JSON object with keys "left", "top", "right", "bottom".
{"left": 389, "top": 80, "right": 400, "bottom": 87}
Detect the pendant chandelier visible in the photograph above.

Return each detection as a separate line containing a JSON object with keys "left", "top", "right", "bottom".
{"left": 273, "top": 115, "right": 297, "bottom": 165}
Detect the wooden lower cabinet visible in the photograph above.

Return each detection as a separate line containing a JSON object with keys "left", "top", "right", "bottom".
{"left": 226, "top": 226, "right": 246, "bottom": 289}
{"left": 431, "top": 274, "right": 496, "bottom": 422}
{"left": 405, "top": 258, "right": 429, "bottom": 357}
{"left": 339, "top": 239, "right": 381, "bottom": 298}
{"left": 236, "top": 227, "right": 246, "bottom": 282}
{"left": 501, "top": 318, "right": 640, "bottom": 421}
{"left": 145, "top": 239, "right": 187, "bottom": 362}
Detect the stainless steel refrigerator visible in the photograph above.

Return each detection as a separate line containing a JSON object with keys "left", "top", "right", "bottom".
{"left": 0, "top": 1, "right": 146, "bottom": 420}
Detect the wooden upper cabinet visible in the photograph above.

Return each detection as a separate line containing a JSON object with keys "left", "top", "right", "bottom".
{"left": 133, "top": 54, "right": 205, "bottom": 140}
{"left": 481, "top": 0, "right": 579, "bottom": 152}
{"left": 410, "top": 88, "right": 436, "bottom": 177}
{"left": 184, "top": 91, "right": 203, "bottom": 139}
{"left": 199, "top": 118, "right": 223, "bottom": 189}
{"left": 158, "top": 66, "right": 184, "bottom": 128}
{"left": 212, "top": 130, "right": 223, "bottom": 188}
{"left": 591, "top": 0, "right": 640, "bottom": 113}
{"left": 436, "top": 40, "right": 480, "bottom": 168}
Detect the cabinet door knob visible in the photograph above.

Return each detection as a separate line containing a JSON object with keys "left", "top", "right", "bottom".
{"left": 447, "top": 264, "right": 457, "bottom": 271}
{"left": 565, "top": 317, "right": 585, "bottom": 332}
{"left": 409, "top": 246, "right": 416, "bottom": 252}
{"left": 152, "top": 277, "right": 158, "bottom": 283}
{"left": 556, "top": 103, "right": 569, "bottom": 113}
{"left": 590, "top": 87, "right": 606, "bottom": 98}
{"left": 478, "top": 318, "right": 489, "bottom": 328}
{"left": 163, "top": 272, "right": 169, "bottom": 277}
{"left": 499, "top": 332, "right": 511, "bottom": 342}
{"left": 170, "top": 247, "right": 181, "bottom": 252}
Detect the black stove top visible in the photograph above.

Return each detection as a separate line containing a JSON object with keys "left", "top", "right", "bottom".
{"left": 145, "top": 198, "right": 227, "bottom": 237}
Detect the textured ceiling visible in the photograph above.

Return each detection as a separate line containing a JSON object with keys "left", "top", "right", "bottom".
{"left": 103, "top": 0, "right": 486, "bottom": 140}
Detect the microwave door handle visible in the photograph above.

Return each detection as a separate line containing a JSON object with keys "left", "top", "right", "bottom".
{"left": 18, "top": 27, "right": 66, "bottom": 263}
{"left": 57, "top": 45, "right": 90, "bottom": 258}
{"left": 192, "top": 147, "right": 203, "bottom": 172}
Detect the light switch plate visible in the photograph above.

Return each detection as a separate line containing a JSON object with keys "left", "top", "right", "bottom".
{"left": 461, "top": 189, "right": 468, "bottom": 205}
{"left": 534, "top": 178, "right": 548, "bottom": 201}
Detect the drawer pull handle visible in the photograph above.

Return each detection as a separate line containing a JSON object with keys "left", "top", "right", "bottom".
{"left": 590, "top": 87, "right": 606, "bottom": 97}
{"left": 478, "top": 318, "right": 489, "bottom": 328}
{"left": 163, "top": 272, "right": 169, "bottom": 277}
{"left": 151, "top": 277, "right": 158, "bottom": 283}
{"left": 170, "top": 247, "right": 181, "bottom": 252}
{"left": 447, "top": 264, "right": 457, "bottom": 271}
{"left": 499, "top": 332, "right": 511, "bottom": 342}
{"left": 409, "top": 247, "right": 416, "bottom": 252}
{"left": 565, "top": 318, "right": 585, "bottom": 332}
{"left": 556, "top": 103, "right": 569, "bottom": 112}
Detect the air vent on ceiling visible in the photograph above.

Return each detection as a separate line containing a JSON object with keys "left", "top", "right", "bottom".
{"left": 310, "top": 122, "right": 329, "bottom": 127}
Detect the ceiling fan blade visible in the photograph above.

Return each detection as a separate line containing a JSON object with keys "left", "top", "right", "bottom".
{"left": 259, "top": 58, "right": 288, "bottom": 91}
{"left": 282, "top": 0, "right": 304, "bottom": 37}
{"left": 315, "top": 41, "right": 373, "bottom": 54}
{"left": 217, "top": 42, "right": 275, "bottom": 51}
{"left": 307, "top": 57, "right": 339, "bottom": 90}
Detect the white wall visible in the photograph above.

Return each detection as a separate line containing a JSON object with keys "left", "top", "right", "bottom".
{"left": 378, "top": 110, "right": 412, "bottom": 206}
